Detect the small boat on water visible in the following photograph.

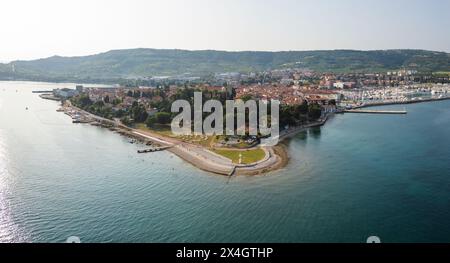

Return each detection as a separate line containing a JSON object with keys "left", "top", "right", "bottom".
{"left": 137, "top": 149, "right": 155, "bottom": 153}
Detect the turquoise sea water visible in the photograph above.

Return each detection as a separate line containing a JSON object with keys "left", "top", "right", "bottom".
{"left": 1, "top": 81, "right": 450, "bottom": 243}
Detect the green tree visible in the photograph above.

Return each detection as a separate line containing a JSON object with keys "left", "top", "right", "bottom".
{"left": 145, "top": 115, "right": 157, "bottom": 127}
{"left": 113, "top": 109, "right": 125, "bottom": 118}
{"left": 94, "top": 100, "right": 105, "bottom": 108}
{"left": 112, "top": 98, "right": 122, "bottom": 105}
{"left": 154, "top": 112, "right": 171, "bottom": 124}
{"left": 308, "top": 103, "right": 322, "bottom": 120}
{"left": 131, "top": 103, "right": 148, "bottom": 123}
{"left": 71, "top": 94, "right": 92, "bottom": 108}
{"left": 295, "top": 101, "right": 309, "bottom": 115}
{"left": 240, "top": 94, "right": 253, "bottom": 102}
{"left": 279, "top": 105, "right": 296, "bottom": 127}
{"left": 121, "top": 116, "right": 132, "bottom": 126}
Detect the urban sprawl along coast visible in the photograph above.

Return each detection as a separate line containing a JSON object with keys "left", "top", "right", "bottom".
{"left": 39, "top": 69, "right": 450, "bottom": 175}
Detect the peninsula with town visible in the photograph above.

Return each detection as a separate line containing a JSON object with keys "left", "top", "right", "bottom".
{"left": 6, "top": 49, "right": 449, "bottom": 175}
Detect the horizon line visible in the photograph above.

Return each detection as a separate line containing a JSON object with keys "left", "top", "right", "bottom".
{"left": 2, "top": 47, "right": 449, "bottom": 64}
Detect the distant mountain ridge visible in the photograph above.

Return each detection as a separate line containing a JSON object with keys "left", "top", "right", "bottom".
{"left": 0, "top": 48, "right": 449, "bottom": 82}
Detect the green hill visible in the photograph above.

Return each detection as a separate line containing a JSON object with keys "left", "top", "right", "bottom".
{"left": 1, "top": 49, "right": 449, "bottom": 82}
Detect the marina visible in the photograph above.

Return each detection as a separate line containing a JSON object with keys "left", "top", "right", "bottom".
{"left": 338, "top": 84, "right": 450, "bottom": 109}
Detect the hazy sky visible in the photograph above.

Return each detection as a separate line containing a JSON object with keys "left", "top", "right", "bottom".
{"left": 0, "top": 0, "right": 449, "bottom": 62}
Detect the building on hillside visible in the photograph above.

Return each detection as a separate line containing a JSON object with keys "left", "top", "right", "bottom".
{"left": 333, "top": 82, "right": 356, "bottom": 89}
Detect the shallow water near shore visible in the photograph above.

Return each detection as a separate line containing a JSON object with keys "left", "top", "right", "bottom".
{"left": 1, "top": 81, "right": 450, "bottom": 243}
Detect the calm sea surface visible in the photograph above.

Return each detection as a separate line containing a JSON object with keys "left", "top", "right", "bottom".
{"left": 1, "top": 81, "right": 450, "bottom": 243}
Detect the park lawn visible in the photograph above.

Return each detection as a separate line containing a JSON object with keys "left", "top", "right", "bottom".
{"left": 135, "top": 123, "right": 174, "bottom": 137}
{"left": 135, "top": 123, "right": 215, "bottom": 146}
{"left": 212, "top": 148, "right": 266, "bottom": 164}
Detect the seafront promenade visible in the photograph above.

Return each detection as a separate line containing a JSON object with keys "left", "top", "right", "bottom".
{"left": 132, "top": 129, "right": 286, "bottom": 176}
{"left": 61, "top": 104, "right": 287, "bottom": 175}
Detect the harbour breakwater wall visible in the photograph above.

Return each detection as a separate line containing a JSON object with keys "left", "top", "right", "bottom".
{"left": 355, "top": 96, "right": 450, "bottom": 109}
